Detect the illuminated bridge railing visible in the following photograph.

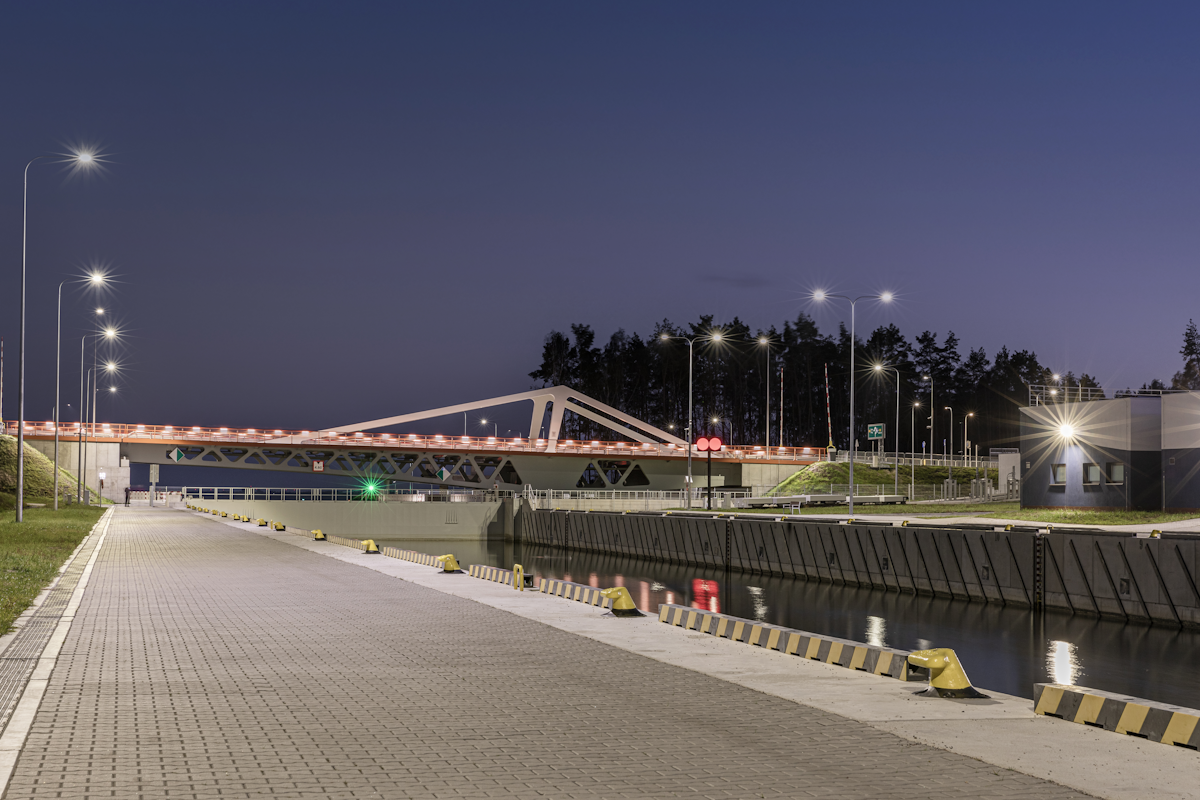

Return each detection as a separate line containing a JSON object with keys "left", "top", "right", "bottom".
{"left": 6, "top": 421, "right": 826, "bottom": 462}
{"left": 181, "top": 487, "right": 510, "bottom": 502}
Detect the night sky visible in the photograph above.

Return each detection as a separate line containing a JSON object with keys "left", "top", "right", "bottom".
{"left": 4, "top": 2, "right": 1200, "bottom": 441}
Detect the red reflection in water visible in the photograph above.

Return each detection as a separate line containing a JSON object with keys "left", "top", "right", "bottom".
{"left": 639, "top": 580, "right": 650, "bottom": 612}
{"left": 692, "top": 579, "right": 720, "bottom": 613}
{"left": 589, "top": 573, "right": 599, "bottom": 588}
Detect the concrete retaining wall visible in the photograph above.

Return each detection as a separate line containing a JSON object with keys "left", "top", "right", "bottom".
{"left": 519, "top": 509, "right": 1200, "bottom": 627}
{"left": 197, "top": 497, "right": 507, "bottom": 540}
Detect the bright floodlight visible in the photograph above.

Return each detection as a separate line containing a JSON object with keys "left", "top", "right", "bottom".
{"left": 812, "top": 290, "right": 826, "bottom": 301}
{"left": 880, "top": 291, "right": 894, "bottom": 302}
{"left": 759, "top": 337, "right": 768, "bottom": 344}
{"left": 711, "top": 332, "right": 722, "bottom": 342}
{"left": 1059, "top": 424, "right": 1074, "bottom": 438}
{"left": 914, "top": 401, "right": 921, "bottom": 407}
{"left": 104, "top": 327, "right": 117, "bottom": 338}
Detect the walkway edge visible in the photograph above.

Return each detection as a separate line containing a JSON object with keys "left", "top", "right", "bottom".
{"left": 0, "top": 507, "right": 114, "bottom": 797}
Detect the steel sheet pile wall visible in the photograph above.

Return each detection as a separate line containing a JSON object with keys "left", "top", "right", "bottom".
{"left": 520, "top": 510, "right": 1200, "bottom": 627}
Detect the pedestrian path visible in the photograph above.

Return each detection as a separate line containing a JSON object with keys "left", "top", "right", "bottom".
{"left": 3, "top": 507, "right": 1093, "bottom": 799}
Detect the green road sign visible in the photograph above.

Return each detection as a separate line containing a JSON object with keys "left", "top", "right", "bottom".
{"left": 867, "top": 423, "right": 886, "bottom": 441}
{"left": 169, "top": 447, "right": 185, "bottom": 463}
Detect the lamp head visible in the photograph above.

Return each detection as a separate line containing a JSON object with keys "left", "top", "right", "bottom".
{"left": 914, "top": 401, "right": 921, "bottom": 407}
{"left": 95, "top": 307, "right": 104, "bottom": 316}
{"left": 1059, "top": 423, "right": 1075, "bottom": 439}
{"left": 944, "top": 406, "right": 952, "bottom": 411}
{"left": 873, "top": 364, "right": 883, "bottom": 372}
{"left": 967, "top": 412, "right": 974, "bottom": 417}
{"left": 89, "top": 272, "right": 105, "bottom": 285}
{"left": 1053, "top": 373, "right": 1060, "bottom": 381}
{"left": 104, "top": 327, "right": 117, "bottom": 338}
{"left": 109, "top": 386, "right": 117, "bottom": 393}
{"left": 711, "top": 332, "right": 722, "bottom": 342}
{"left": 879, "top": 291, "right": 894, "bottom": 303}
{"left": 812, "top": 289, "right": 826, "bottom": 302}
{"left": 659, "top": 333, "right": 670, "bottom": 341}
{"left": 758, "top": 336, "right": 768, "bottom": 345}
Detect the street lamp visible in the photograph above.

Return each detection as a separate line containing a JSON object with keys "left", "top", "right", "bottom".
{"left": 811, "top": 290, "right": 894, "bottom": 513}
{"left": 873, "top": 364, "right": 901, "bottom": 497}
{"left": 755, "top": 335, "right": 771, "bottom": 448}
{"left": 911, "top": 401, "right": 921, "bottom": 498}
{"left": 479, "top": 417, "right": 497, "bottom": 437}
{"left": 54, "top": 270, "right": 108, "bottom": 510}
{"left": 922, "top": 374, "right": 934, "bottom": 460}
{"left": 944, "top": 406, "right": 954, "bottom": 482}
{"left": 659, "top": 330, "right": 724, "bottom": 506}
{"left": 964, "top": 412, "right": 974, "bottom": 465}
{"left": 80, "top": 323, "right": 118, "bottom": 503}
{"left": 15, "top": 149, "right": 99, "bottom": 521}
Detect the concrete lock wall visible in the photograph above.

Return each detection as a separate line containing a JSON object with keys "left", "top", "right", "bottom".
{"left": 517, "top": 509, "right": 1200, "bottom": 627}
{"left": 1162, "top": 392, "right": 1200, "bottom": 512}
{"left": 196, "top": 498, "right": 509, "bottom": 540}
{"left": 1020, "top": 397, "right": 1162, "bottom": 511}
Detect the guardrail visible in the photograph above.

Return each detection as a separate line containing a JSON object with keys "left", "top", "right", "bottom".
{"left": 4, "top": 420, "right": 825, "bottom": 462}
{"left": 179, "top": 486, "right": 512, "bottom": 502}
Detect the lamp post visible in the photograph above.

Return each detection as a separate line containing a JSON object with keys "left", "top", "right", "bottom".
{"left": 873, "top": 364, "right": 901, "bottom": 498}
{"left": 944, "top": 406, "right": 954, "bottom": 482}
{"left": 756, "top": 336, "right": 771, "bottom": 448}
{"left": 911, "top": 401, "right": 920, "bottom": 498}
{"left": 812, "top": 291, "right": 893, "bottom": 513}
{"left": 921, "top": 374, "right": 934, "bottom": 464}
{"left": 964, "top": 412, "right": 974, "bottom": 466}
{"left": 80, "top": 321, "right": 117, "bottom": 503}
{"left": 659, "top": 330, "right": 723, "bottom": 507}
{"left": 15, "top": 150, "right": 96, "bottom": 521}
{"left": 54, "top": 271, "right": 108, "bottom": 510}
{"left": 480, "top": 418, "right": 497, "bottom": 437}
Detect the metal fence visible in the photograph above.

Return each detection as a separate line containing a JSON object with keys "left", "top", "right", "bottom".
{"left": 176, "top": 486, "right": 512, "bottom": 503}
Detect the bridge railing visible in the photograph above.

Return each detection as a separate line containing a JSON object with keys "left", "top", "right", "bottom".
{"left": 6, "top": 420, "right": 826, "bottom": 462}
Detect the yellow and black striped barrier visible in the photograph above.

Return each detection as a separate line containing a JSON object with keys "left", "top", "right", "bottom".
{"left": 1035, "top": 684, "right": 1200, "bottom": 749}
{"left": 539, "top": 578, "right": 615, "bottom": 610}
{"left": 468, "top": 564, "right": 515, "bottom": 586}
{"left": 657, "top": 604, "right": 926, "bottom": 683}
{"left": 380, "top": 547, "right": 441, "bottom": 567}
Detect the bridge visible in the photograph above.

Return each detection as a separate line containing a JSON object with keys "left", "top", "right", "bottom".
{"left": 9, "top": 386, "right": 825, "bottom": 492}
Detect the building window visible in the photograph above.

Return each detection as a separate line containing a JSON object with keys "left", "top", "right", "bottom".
{"left": 1084, "top": 464, "right": 1102, "bottom": 485}
{"left": 1107, "top": 463, "right": 1124, "bottom": 484}
{"left": 1051, "top": 464, "right": 1067, "bottom": 485}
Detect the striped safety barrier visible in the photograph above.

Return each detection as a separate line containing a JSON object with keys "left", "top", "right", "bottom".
{"left": 468, "top": 564, "right": 515, "bottom": 586}
{"left": 539, "top": 578, "right": 614, "bottom": 610}
{"left": 657, "top": 604, "right": 925, "bottom": 682}
{"left": 1034, "top": 684, "right": 1200, "bottom": 750}
{"left": 380, "top": 547, "right": 442, "bottom": 567}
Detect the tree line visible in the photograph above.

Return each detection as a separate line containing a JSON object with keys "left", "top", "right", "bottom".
{"left": 527, "top": 315, "right": 1193, "bottom": 454}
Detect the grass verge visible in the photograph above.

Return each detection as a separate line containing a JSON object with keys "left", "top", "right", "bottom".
{"left": 728, "top": 500, "right": 1200, "bottom": 526}
{"left": 0, "top": 505, "right": 106, "bottom": 636}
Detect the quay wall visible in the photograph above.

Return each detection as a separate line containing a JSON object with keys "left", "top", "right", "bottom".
{"left": 197, "top": 498, "right": 507, "bottom": 540}
{"left": 518, "top": 509, "right": 1200, "bottom": 627}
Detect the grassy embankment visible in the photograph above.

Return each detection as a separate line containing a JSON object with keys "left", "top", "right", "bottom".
{"left": 1, "top": 434, "right": 107, "bottom": 635}
{"left": 771, "top": 460, "right": 998, "bottom": 494}
{"left": 755, "top": 461, "right": 1200, "bottom": 526}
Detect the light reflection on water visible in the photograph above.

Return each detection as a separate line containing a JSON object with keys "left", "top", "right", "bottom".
{"left": 1049, "top": 640, "right": 1082, "bottom": 686}
{"left": 373, "top": 536, "right": 1200, "bottom": 708}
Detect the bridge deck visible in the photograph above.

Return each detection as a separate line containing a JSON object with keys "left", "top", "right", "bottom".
{"left": 1, "top": 507, "right": 1096, "bottom": 799}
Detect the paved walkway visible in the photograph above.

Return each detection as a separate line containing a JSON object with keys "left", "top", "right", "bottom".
{"left": 4, "top": 508, "right": 1091, "bottom": 799}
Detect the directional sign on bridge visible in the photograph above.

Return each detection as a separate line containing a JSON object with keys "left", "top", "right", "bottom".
{"left": 169, "top": 447, "right": 185, "bottom": 463}
{"left": 437, "top": 467, "right": 451, "bottom": 481}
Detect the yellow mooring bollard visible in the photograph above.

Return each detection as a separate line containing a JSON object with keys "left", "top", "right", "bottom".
{"left": 600, "top": 587, "right": 644, "bottom": 617}
{"left": 513, "top": 563, "right": 525, "bottom": 591}
{"left": 434, "top": 554, "right": 462, "bottom": 573}
{"left": 312, "top": 529, "right": 326, "bottom": 541}
{"left": 906, "top": 648, "right": 987, "bottom": 698}
{"left": 362, "top": 539, "right": 380, "bottom": 554}
{"left": 257, "top": 518, "right": 267, "bottom": 527}
{"left": 272, "top": 522, "right": 285, "bottom": 531}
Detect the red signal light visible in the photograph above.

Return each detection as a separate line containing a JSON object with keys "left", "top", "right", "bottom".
{"left": 695, "top": 437, "right": 723, "bottom": 452}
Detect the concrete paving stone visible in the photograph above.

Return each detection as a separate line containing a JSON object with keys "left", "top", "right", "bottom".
{"left": 2, "top": 508, "right": 1097, "bottom": 799}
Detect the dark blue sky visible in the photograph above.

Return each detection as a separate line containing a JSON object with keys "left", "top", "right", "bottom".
{"left": 3, "top": 1, "right": 1199, "bottom": 435}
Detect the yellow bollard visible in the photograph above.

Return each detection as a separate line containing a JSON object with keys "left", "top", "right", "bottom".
{"left": 434, "top": 554, "right": 462, "bottom": 573}
{"left": 312, "top": 529, "right": 326, "bottom": 541}
{"left": 513, "top": 563, "right": 525, "bottom": 591}
{"left": 272, "top": 522, "right": 285, "bottom": 531}
{"left": 257, "top": 518, "right": 267, "bottom": 527}
{"left": 906, "top": 648, "right": 986, "bottom": 698}
{"left": 220, "top": 511, "right": 228, "bottom": 518}
{"left": 362, "top": 539, "right": 380, "bottom": 554}
{"left": 600, "top": 587, "right": 644, "bottom": 617}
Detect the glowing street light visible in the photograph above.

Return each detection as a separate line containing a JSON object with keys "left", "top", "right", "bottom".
{"left": 1059, "top": 423, "right": 1075, "bottom": 439}
{"left": 53, "top": 269, "right": 110, "bottom": 509}
{"left": 811, "top": 290, "right": 895, "bottom": 513}
{"left": 15, "top": 148, "right": 101, "bottom": 521}
{"left": 659, "top": 330, "right": 725, "bottom": 505}
{"left": 874, "top": 363, "right": 901, "bottom": 497}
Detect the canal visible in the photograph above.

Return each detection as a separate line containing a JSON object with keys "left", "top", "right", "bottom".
{"left": 373, "top": 534, "right": 1200, "bottom": 710}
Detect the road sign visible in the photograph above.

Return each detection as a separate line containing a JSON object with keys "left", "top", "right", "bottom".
{"left": 867, "top": 423, "right": 886, "bottom": 441}
{"left": 437, "top": 467, "right": 451, "bottom": 481}
{"left": 168, "top": 447, "right": 185, "bottom": 463}
{"left": 149, "top": 464, "right": 159, "bottom": 483}
{"left": 312, "top": 460, "right": 325, "bottom": 473}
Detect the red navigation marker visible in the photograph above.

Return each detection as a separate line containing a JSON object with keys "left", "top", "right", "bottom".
{"left": 695, "top": 436, "right": 723, "bottom": 452}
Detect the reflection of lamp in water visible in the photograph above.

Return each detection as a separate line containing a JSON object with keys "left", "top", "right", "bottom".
{"left": 1049, "top": 640, "right": 1081, "bottom": 685}
{"left": 866, "top": 615, "right": 886, "bottom": 648}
